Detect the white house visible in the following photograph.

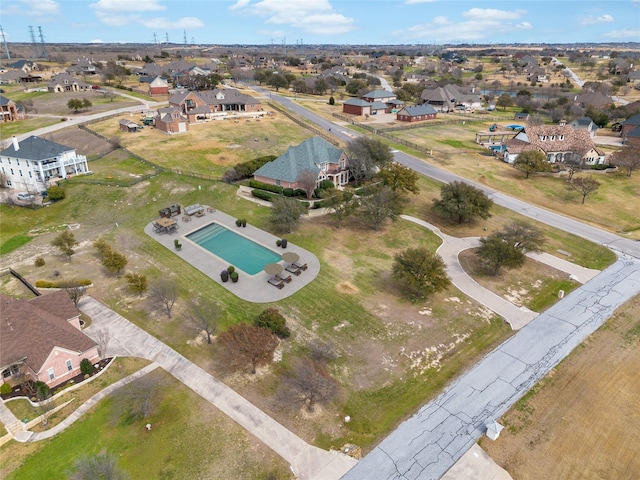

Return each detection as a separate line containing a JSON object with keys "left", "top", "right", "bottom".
{"left": 0, "top": 136, "right": 89, "bottom": 191}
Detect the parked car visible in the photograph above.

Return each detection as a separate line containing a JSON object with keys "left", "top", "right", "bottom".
{"left": 16, "top": 193, "right": 35, "bottom": 200}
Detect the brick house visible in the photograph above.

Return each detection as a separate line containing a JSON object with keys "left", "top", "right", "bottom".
{"left": 621, "top": 113, "right": 640, "bottom": 143}
{"left": 0, "top": 95, "right": 25, "bottom": 122}
{"left": 154, "top": 107, "right": 189, "bottom": 134}
{"left": 148, "top": 76, "right": 169, "bottom": 96}
{"left": 0, "top": 291, "right": 99, "bottom": 389}
{"left": 253, "top": 136, "right": 350, "bottom": 190}
{"left": 396, "top": 104, "right": 437, "bottom": 123}
{"left": 342, "top": 89, "right": 403, "bottom": 116}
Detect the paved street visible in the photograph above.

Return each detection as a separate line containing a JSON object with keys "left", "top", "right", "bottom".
{"left": 342, "top": 254, "right": 640, "bottom": 479}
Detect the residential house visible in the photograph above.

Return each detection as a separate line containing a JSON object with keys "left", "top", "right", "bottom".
{"left": 47, "top": 73, "right": 91, "bottom": 93}
{"left": 0, "top": 136, "right": 89, "bottom": 190}
{"left": 0, "top": 95, "right": 25, "bottom": 122}
{"left": 66, "top": 57, "right": 97, "bottom": 76}
{"left": 571, "top": 91, "right": 614, "bottom": 110}
{"left": 0, "top": 291, "right": 100, "bottom": 389}
{"left": 6, "top": 59, "right": 37, "bottom": 73}
{"left": 342, "top": 89, "right": 403, "bottom": 116}
{"left": 167, "top": 88, "right": 262, "bottom": 122}
{"left": 570, "top": 117, "right": 598, "bottom": 137}
{"left": 0, "top": 70, "right": 25, "bottom": 85}
{"left": 625, "top": 127, "right": 640, "bottom": 148}
{"left": 154, "top": 107, "right": 189, "bottom": 134}
{"left": 621, "top": 113, "right": 640, "bottom": 142}
{"left": 342, "top": 98, "right": 372, "bottom": 116}
{"left": 420, "top": 84, "right": 481, "bottom": 112}
{"left": 503, "top": 125, "right": 605, "bottom": 165}
{"left": 253, "top": 136, "right": 349, "bottom": 190}
{"left": 396, "top": 104, "right": 437, "bottom": 123}
{"left": 148, "top": 76, "right": 169, "bottom": 96}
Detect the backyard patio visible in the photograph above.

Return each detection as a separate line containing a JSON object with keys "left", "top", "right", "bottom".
{"left": 144, "top": 206, "right": 319, "bottom": 302}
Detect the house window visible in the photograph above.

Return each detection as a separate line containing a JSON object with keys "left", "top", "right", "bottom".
{"left": 8, "top": 159, "right": 11, "bottom": 165}
{"left": 29, "top": 171, "right": 32, "bottom": 178}
{"left": 10, "top": 169, "right": 14, "bottom": 175}
{"left": 559, "top": 135, "right": 564, "bottom": 140}
{"left": 16, "top": 159, "right": 20, "bottom": 165}
{"left": 19, "top": 170, "right": 23, "bottom": 176}
{"left": 2, "top": 365, "right": 19, "bottom": 378}
{"left": 66, "top": 359, "right": 73, "bottom": 371}
{"left": 48, "top": 368, "right": 55, "bottom": 380}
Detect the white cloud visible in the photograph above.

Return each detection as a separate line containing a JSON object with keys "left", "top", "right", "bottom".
{"left": 405, "top": 0, "right": 436, "bottom": 4}
{"left": 602, "top": 28, "right": 640, "bottom": 39}
{"left": 90, "top": 0, "right": 165, "bottom": 13}
{"left": 139, "top": 17, "right": 204, "bottom": 29}
{"left": 230, "top": 0, "right": 355, "bottom": 35}
{"left": 396, "top": 8, "right": 529, "bottom": 42}
{"left": 5, "top": 0, "right": 61, "bottom": 17}
{"left": 581, "top": 14, "right": 614, "bottom": 25}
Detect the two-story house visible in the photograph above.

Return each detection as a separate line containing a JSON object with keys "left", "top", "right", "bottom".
{"left": 0, "top": 136, "right": 89, "bottom": 191}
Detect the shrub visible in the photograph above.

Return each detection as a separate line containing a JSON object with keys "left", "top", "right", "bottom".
{"left": 329, "top": 96, "right": 335, "bottom": 105}
{"left": 249, "top": 179, "right": 284, "bottom": 194}
{"left": 235, "top": 218, "right": 242, "bottom": 226}
{"left": 282, "top": 188, "right": 294, "bottom": 197}
{"left": 34, "top": 257, "right": 45, "bottom": 267}
{"left": 35, "top": 280, "right": 56, "bottom": 288}
{"left": 318, "top": 179, "right": 335, "bottom": 191}
{"left": 230, "top": 271, "right": 239, "bottom": 282}
{"left": 233, "top": 155, "right": 277, "bottom": 179}
{"left": 293, "top": 189, "right": 307, "bottom": 197}
{"left": 125, "top": 272, "right": 148, "bottom": 294}
{"left": 0, "top": 383, "right": 12, "bottom": 395}
{"left": 35, "top": 279, "right": 92, "bottom": 288}
{"left": 47, "top": 185, "right": 66, "bottom": 201}
{"left": 34, "top": 381, "right": 50, "bottom": 400}
{"left": 226, "top": 265, "right": 235, "bottom": 274}
{"left": 251, "top": 189, "right": 277, "bottom": 202}
{"left": 80, "top": 358, "right": 93, "bottom": 376}
{"left": 93, "top": 238, "right": 111, "bottom": 258}
{"left": 276, "top": 239, "right": 282, "bottom": 247}
{"left": 256, "top": 307, "right": 291, "bottom": 339}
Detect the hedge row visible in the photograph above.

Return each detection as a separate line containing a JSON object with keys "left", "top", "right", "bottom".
{"left": 251, "top": 189, "right": 279, "bottom": 202}
{"left": 249, "top": 180, "right": 284, "bottom": 194}
{"left": 235, "top": 155, "right": 277, "bottom": 179}
{"left": 35, "top": 279, "right": 92, "bottom": 288}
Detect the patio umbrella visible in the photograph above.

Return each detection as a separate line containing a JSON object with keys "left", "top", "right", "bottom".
{"left": 282, "top": 251, "right": 299, "bottom": 264}
{"left": 264, "top": 263, "right": 283, "bottom": 276}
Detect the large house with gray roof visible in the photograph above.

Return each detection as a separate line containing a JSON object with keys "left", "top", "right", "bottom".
{"left": 0, "top": 136, "right": 89, "bottom": 191}
{"left": 253, "top": 137, "right": 350, "bottom": 190}
{"left": 167, "top": 88, "right": 262, "bottom": 122}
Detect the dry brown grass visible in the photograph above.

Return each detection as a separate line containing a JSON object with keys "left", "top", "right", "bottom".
{"left": 481, "top": 293, "right": 640, "bottom": 480}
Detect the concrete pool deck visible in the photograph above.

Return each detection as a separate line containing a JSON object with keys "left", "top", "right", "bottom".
{"left": 144, "top": 207, "right": 319, "bottom": 303}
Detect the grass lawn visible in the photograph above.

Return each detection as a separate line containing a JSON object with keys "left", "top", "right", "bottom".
{"left": 0, "top": 118, "right": 66, "bottom": 140}
{"left": 1, "top": 370, "right": 290, "bottom": 480}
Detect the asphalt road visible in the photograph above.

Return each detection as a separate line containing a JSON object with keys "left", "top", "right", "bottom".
{"left": 245, "top": 83, "right": 640, "bottom": 479}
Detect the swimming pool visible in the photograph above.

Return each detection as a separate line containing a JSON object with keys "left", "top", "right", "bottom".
{"left": 186, "top": 223, "right": 281, "bottom": 275}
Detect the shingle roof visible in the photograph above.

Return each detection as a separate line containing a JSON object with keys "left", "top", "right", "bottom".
{"left": 0, "top": 135, "right": 74, "bottom": 160}
{"left": 0, "top": 95, "right": 16, "bottom": 107}
{"left": 362, "top": 89, "right": 395, "bottom": 99}
{"left": 254, "top": 137, "right": 344, "bottom": 183}
{"left": 0, "top": 292, "right": 96, "bottom": 373}
{"left": 399, "top": 104, "right": 437, "bottom": 116}
{"left": 343, "top": 98, "right": 370, "bottom": 107}
{"left": 169, "top": 88, "right": 259, "bottom": 107}
{"left": 623, "top": 113, "right": 640, "bottom": 126}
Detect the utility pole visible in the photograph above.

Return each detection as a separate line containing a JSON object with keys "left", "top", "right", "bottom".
{"left": 153, "top": 32, "right": 157, "bottom": 45}
{"left": 0, "top": 26, "right": 10, "bottom": 60}
{"left": 165, "top": 32, "right": 169, "bottom": 43}
{"left": 29, "top": 26, "right": 38, "bottom": 58}
{"left": 38, "top": 26, "right": 48, "bottom": 59}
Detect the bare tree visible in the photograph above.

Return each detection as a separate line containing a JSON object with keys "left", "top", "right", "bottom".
{"left": 151, "top": 278, "right": 178, "bottom": 318}
{"left": 218, "top": 324, "right": 278, "bottom": 374}
{"left": 610, "top": 147, "right": 640, "bottom": 177}
{"left": 94, "top": 328, "right": 111, "bottom": 359}
{"left": 562, "top": 152, "right": 585, "bottom": 181}
{"left": 111, "top": 373, "right": 163, "bottom": 424}
{"left": 278, "top": 357, "right": 339, "bottom": 412}
{"left": 60, "top": 281, "right": 86, "bottom": 306}
{"left": 567, "top": 175, "right": 601, "bottom": 204}
{"left": 71, "top": 452, "right": 128, "bottom": 480}
{"left": 296, "top": 169, "right": 319, "bottom": 199}
{"left": 185, "top": 296, "right": 220, "bottom": 344}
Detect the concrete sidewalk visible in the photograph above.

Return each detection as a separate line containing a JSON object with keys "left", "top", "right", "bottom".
{"left": 79, "top": 297, "right": 357, "bottom": 480}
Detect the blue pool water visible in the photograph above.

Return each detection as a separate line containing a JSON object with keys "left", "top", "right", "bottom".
{"left": 186, "top": 223, "right": 281, "bottom": 275}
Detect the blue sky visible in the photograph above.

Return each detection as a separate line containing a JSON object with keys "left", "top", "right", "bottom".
{"left": 1, "top": 0, "right": 639, "bottom": 46}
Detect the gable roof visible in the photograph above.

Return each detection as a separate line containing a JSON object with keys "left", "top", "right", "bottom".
{"left": 623, "top": 113, "right": 640, "bottom": 126}
{"left": 343, "top": 98, "right": 370, "bottom": 107}
{"left": 0, "top": 135, "right": 74, "bottom": 160}
{"left": 0, "top": 292, "right": 95, "bottom": 373}
{"left": 0, "top": 95, "right": 16, "bottom": 107}
{"left": 505, "top": 125, "right": 604, "bottom": 156}
{"left": 254, "top": 137, "right": 344, "bottom": 183}
{"left": 362, "top": 89, "right": 395, "bottom": 99}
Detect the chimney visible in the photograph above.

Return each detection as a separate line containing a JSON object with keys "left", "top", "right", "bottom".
{"left": 12, "top": 136, "right": 19, "bottom": 151}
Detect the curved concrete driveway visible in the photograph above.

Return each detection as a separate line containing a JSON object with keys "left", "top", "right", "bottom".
{"left": 79, "top": 297, "right": 357, "bottom": 480}
{"left": 401, "top": 215, "right": 601, "bottom": 330}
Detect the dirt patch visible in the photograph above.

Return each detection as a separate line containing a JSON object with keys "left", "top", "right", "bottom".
{"left": 336, "top": 281, "right": 359, "bottom": 294}
{"left": 481, "top": 294, "right": 640, "bottom": 479}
